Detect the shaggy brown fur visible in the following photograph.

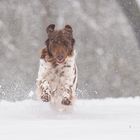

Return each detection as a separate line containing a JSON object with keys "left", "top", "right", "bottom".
{"left": 36, "top": 24, "right": 77, "bottom": 107}
{"left": 41, "top": 24, "right": 75, "bottom": 66}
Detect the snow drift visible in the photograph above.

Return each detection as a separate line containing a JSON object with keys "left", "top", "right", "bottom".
{"left": 0, "top": 98, "right": 140, "bottom": 140}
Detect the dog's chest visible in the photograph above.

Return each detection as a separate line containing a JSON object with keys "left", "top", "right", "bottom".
{"left": 37, "top": 50, "right": 77, "bottom": 95}
{"left": 42, "top": 62, "right": 75, "bottom": 91}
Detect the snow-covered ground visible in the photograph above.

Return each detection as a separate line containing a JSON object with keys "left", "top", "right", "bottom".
{"left": 0, "top": 98, "right": 140, "bottom": 140}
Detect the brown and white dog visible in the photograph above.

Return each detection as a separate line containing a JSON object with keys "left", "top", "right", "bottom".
{"left": 36, "top": 24, "right": 77, "bottom": 109}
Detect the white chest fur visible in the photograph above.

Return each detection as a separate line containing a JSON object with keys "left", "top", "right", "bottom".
{"left": 36, "top": 51, "right": 77, "bottom": 106}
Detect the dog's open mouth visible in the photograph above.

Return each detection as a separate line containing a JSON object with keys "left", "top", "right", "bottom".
{"left": 56, "top": 59, "right": 65, "bottom": 64}
{"left": 56, "top": 55, "right": 65, "bottom": 64}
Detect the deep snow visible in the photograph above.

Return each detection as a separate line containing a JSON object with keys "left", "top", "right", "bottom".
{"left": 0, "top": 98, "right": 140, "bottom": 140}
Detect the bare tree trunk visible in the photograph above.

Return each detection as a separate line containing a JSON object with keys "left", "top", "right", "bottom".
{"left": 117, "top": 0, "right": 140, "bottom": 48}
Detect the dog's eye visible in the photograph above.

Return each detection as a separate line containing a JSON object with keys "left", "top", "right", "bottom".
{"left": 50, "top": 39, "right": 54, "bottom": 42}
{"left": 63, "top": 44, "right": 68, "bottom": 48}
{"left": 63, "top": 41, "right": 68, "bottom": 47}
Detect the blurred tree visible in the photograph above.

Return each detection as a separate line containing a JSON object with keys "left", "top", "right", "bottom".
{"left": 117, "top": 0, "right": 140, "bottom": 48}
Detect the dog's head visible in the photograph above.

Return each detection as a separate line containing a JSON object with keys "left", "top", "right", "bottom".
{"left": 41, "top": 24, "right": 75, "bottom": 64}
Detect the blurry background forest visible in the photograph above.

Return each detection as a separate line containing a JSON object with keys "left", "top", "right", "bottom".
{"left": 0, "top": 0, "right": 140, "bottom": 101}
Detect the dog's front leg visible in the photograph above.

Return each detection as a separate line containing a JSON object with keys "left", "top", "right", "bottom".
{"left": 61, "top": 85, "right": 75, "bottom": 106}
{"left": 36, "top": 80, "right": 51, "bottom": 102}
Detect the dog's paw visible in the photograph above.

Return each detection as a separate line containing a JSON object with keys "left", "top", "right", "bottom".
{"left": 41, "top": 93, "right": 51, "bottom": 102}
{"left": 61, "top": 97, "right": 71, "bottom": 105}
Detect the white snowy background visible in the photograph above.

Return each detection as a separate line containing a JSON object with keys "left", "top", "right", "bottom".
{"left": 0, "top": 0, "right": 140, "bottom": 139}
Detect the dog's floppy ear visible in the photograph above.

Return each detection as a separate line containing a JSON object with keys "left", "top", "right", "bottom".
{"left": 64, "top": 25, "right": 73, "bottom": 34}
{"left": 45, "top": 39, "right": 52, "bottom": 57}
{"left": 64, "top": 25, "right": 75, "bottom": 46}
{"left": 45, "top": 24, "right": 55, "bottom": 56}
{"left": 41, "top": 47, "right": 48, "bottom": 59}
{"left": 46, "top": 24, "right": 55, "bottom": 34}
{"left": 72, "top": 38, "right": 75, "bottom": 46}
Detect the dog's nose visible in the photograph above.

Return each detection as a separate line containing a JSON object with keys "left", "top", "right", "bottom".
{"left": 57, "top": 55, "right": 64, "bottom": 61}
